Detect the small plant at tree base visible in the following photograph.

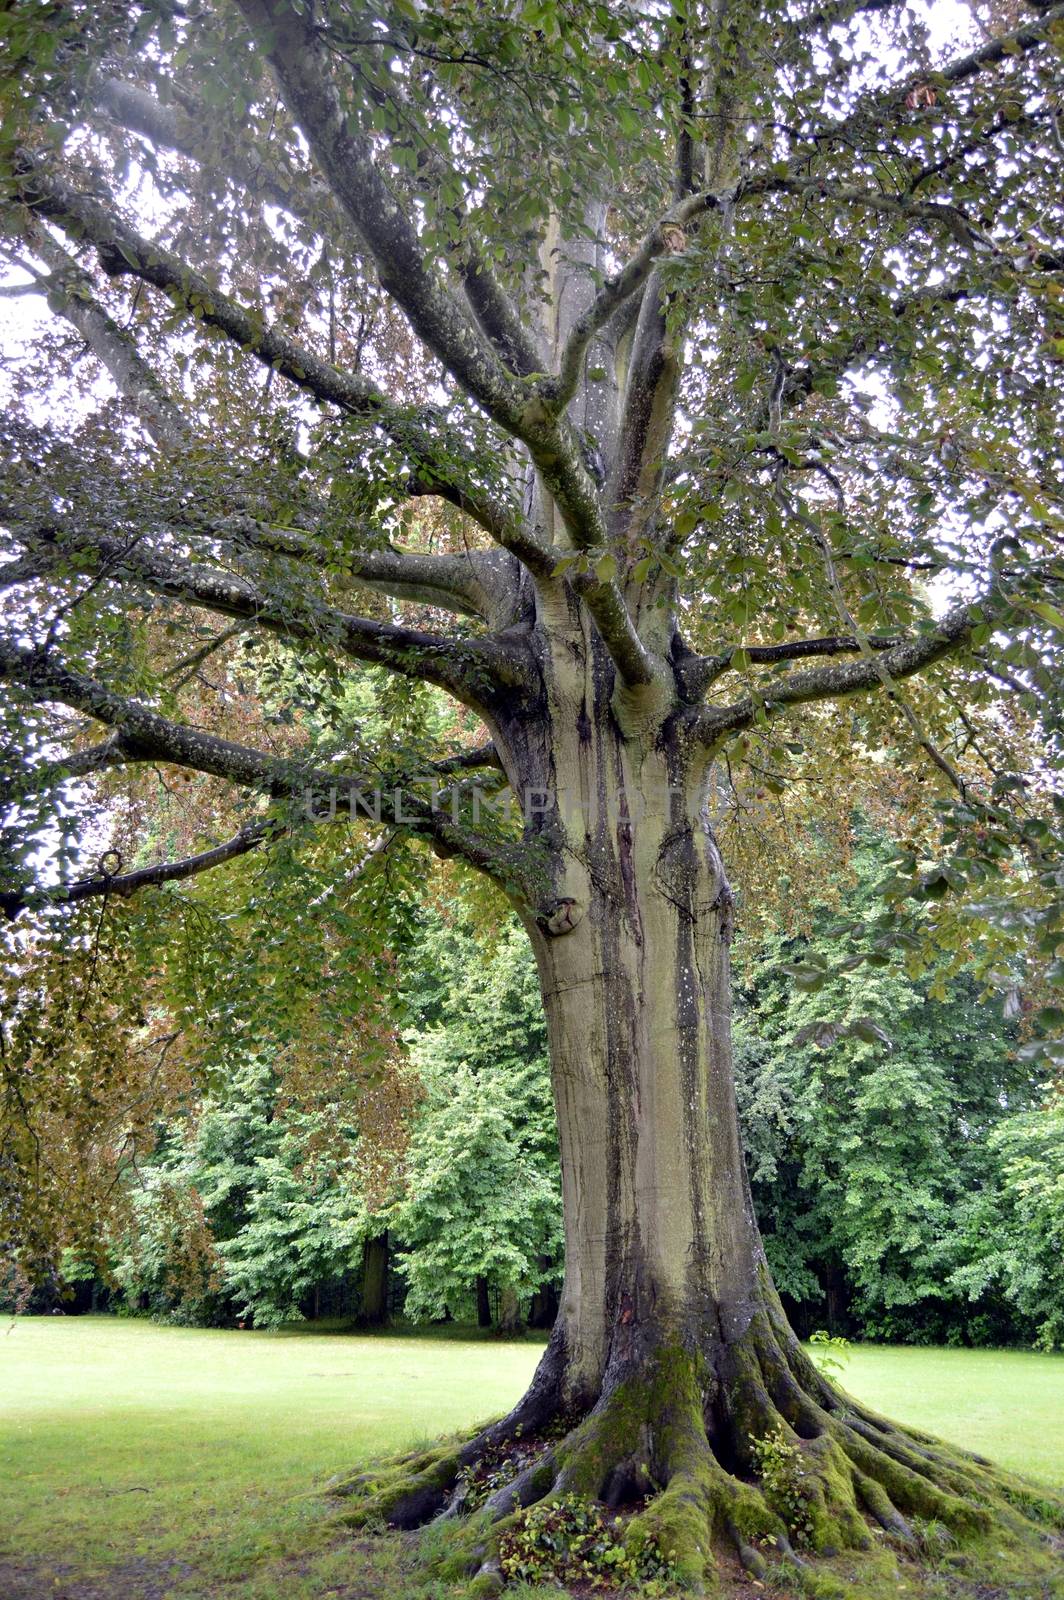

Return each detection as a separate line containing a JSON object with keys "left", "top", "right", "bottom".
{"left": 457, "top": 1435, "right": 552, "bottom": 1513}
{"left": 750, "top": 1424, "right": 817, "bottom": 1547}
{"left": 808, "top": 1329, "right": 853, "bottom": 1382}
{"left": 910, "top": 1516, "right": 957, "bottom": 1556}
{"left": 497, "top": 1493, "right": 675, "bottom": 1590}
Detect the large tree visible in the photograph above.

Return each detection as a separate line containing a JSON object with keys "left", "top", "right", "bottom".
{"left": 2, "top": 0, "right": 1063, "bottom": 1589}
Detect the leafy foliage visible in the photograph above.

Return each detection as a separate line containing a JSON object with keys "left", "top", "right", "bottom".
{"left": 750, "top": 1424, "right": 817, "bottom": 1547}
{"left": 497, "top": 1492, "right": 676, "bottom": 1591}
{"left": 111, "top": 1058, "right": 399, "bottom": 1328}
{"left": 392, "top": 902, "right": 562, "bottom": 1324}
{"left": 733, "top": 827, "right": 1055, "bottom": 1341}
{"left": 950, "top": 1101, "right": 1064, "bottom": 1352}
{"left": 63, "top": 841, "right": 1062, "bottom": 1347}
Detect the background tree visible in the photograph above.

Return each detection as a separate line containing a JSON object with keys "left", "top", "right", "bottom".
{"left": 732, "top": 825, "right": 1050, "bottom": 1345}
{"left": 112, "top": 1057, "right": 395, "bottom": 1329}
{"left": 396, "top": 902, "right": 563, "bottom": 1331}
{"left": 2, "top": 0, "right": 1064, "bottom": 1589}
{"left": 77, "top": 859, "right": 1057, "bottom": 1350}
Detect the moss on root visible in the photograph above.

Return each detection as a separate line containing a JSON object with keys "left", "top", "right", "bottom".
{"left": 327, "top": 1334, "right": 1064, "bottom": 1598}
{"left": 332, "top": 1438, "right": 469, "bottom": 1529}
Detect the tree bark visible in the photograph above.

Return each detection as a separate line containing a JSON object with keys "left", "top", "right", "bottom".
{"left": 475, "top": 1276, "right": 492, "bottom": 1330}
{"left": 333, "top": 667, "right": 1061, "bottom": 1586}
{"left": 358, "top": 1233, "right": 389, "bottom": 1327}
{"left": 525, "top": 793, "right": 758, "bottom": 1415}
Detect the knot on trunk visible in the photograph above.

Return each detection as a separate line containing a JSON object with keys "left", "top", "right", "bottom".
{"left": 536, "top": 897, "right": 584, "bottom": 937}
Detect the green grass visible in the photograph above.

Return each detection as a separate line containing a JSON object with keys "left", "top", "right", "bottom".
{"left": 0, "top": 1317, "right": 1061, "bottom": 1599}
{"left": 831, "top": 1343, "right": 1064, "bottom": 1487}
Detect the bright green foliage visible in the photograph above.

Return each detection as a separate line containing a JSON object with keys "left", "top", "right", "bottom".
{"left": 393, "top": 906, "right": 562, "bottom": 1323}
{"left": 749, "top": 1424, "right": 817, "bottom": 1547}
{"left": 114, "top": 1061, "right": 375, "bottom": 1328}
{"left": 733, "top": 831, "right": 1047, "bottom": 1343}
{"left": 103, "top": 905, "right": 564, "bottom": 1330}
{"left": 390, "top": 1063, "right": 562, "bottom": 1325}
{"left": 101, "top": 852, "right": 1059, "bottom": 1346}
{"left": 808, "top": 1330, "right": 853, "bottom": 1382}
{"left": 214, "top": 1150, "right": 370, "bottom": 1330}
{"left": 950, "top": 1102, "right": 1064, "bottom": 1352}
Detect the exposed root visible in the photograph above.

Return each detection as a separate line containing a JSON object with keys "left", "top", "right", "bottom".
{"left": 331, "top": 1436, "right": 470, "bottom": 1529}
{"left": 327, "top": 1324, "right": 1064, "bottom": 1593}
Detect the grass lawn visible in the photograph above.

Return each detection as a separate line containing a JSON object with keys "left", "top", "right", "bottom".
{"left": 1, "top": 1316, "right": 1061, "bottom": 1599}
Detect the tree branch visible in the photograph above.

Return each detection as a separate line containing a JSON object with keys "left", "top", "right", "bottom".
{"left": 548, "top": 186, "right": 729, "bottom": 413}
{"left": 215, "top": 515, "right": 499, "bottom": 621}
{"left": 688, "top": 602, "right": 989, "bottom": 747}
{"left": 0, "top": 733, "right": 130, "bottom": 807}
{"left": 763, "top": 2, "right": 1064, "bottom": 160}
{"left": 755, "top": 180, "right": 1005, "bottom": 257}
{"left": 236, "top": 0, "right": 610, "bottom": 558}
{"left": 14, "top": 162, "right": 525, "bottom": 552}
{"left": 678, "top": 632, "right": 901, "bottom": 700}
{"left": 98, "top": 70, "right": 544, "bottom": 384}
{"left": 787, "top": 0, "right": 903, "bottom": 37}
{"left": 235, "top": 0, "right": 523, "bottom": 425}
{"left": 0, "top": 821, "right": 275, "bottom": 921}
{"left": 0, "top": 637, "right": 529, "bottom": 893}
{"left": 6, "top": 521, "right": 527, "bottom": 707}
{"left": 95, "top": 73, "right": 338, "bottom": 233}
{"left": 12, "top": 220, "right": 190, "bottom": 448}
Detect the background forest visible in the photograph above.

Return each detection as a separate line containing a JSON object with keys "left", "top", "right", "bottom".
{"left": 29, "top": 827, "right": 1061, "bottom": 1352}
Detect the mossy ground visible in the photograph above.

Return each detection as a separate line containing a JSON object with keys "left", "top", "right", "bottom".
{"left": 1, "top": 1317, "right": 1061, "bottom": 1600}
{"left": 335, "top": 1332, "right": 1064, "bottom": 1600}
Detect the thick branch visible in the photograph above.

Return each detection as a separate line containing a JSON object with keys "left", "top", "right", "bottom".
{"left": 13, "top": 224, "right": 190, "bottom": 448}
{"left": 216, "top": 515, "right": 499, "bottom": 621}
{"left": 689, "top": 602, "right": 985, "bottom": 746}
{"left": 678, "top": 632, "right": 901, "bottom": 700}
{"left": 549, "top": 192, "right": 722, "bottom": 412}
{"left": 0, "top": 637, "right": 527, "bottom": 890}
{"left": 236, "top": 0, "right": 522, "bottom": 425}
{"left": 7, "top": 521, "right": 526, "bottom": 707}
{"left": 237, "top": 0, "right": 609, "bottom": 555}
{"left": 608, "top": 267, "right": 684, "bottom": 550}
{"left": 570, "top": 569, "right": 659, "bottom": 687}
{"left": 14, "top": 163, "right": 523, "bottom": 550}
{"left": 98, "top": 71, "right": 543, "bottom": 383}
{"left": 17, "top": 165, "right": 405, "bottom": 417}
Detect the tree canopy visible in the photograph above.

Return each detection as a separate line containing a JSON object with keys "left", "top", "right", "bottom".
{"left": 2, "top": 2, "right": 1064, "bottom": 1587}
{"left": 1, "top": 0, "right": 1062, "bottom": 1281}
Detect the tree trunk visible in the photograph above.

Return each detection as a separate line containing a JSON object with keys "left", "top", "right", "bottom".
{"left": 475, "top": 1275, "right": 492, "bottom": 1329}
{"left": 497, "top": 1284, "right": 522, "bottom": 1335}
{"left": 526, "top": 803, "right": 756, "bottom": 1415}
{"left": 358, "top": 1232, "right": 389, "bottom": 1327}
{"left": 335, "top": 677, "right": 1061, "bottom": 1584}
{"left": 527, "top": 1266, "right": 558, "bottom": 1330}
